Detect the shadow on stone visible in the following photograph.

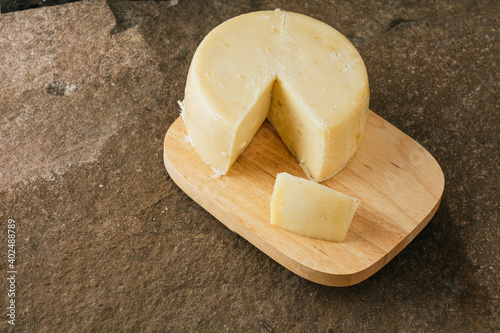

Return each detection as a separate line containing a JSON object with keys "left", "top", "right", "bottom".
{"left": 0, "top": 0, "right": 80, "bottom": 14}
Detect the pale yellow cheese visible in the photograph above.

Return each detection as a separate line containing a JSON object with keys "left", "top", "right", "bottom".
{"left": 181, "top": 9, "right": 369, "bottom": 181}
{"left": 270, "top": 172, "right": 358, "bottom": 242}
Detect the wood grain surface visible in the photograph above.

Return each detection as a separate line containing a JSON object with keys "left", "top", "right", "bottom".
{"left": 163, "top": 111, "right": 444, "bottom": 286}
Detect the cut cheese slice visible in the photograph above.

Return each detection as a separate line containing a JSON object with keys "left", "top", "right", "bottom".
{"left": 270, "top": 172, "right": 358, "bottom": 242}
{"left": 181, "top": 9, "right": 369, "bottom": 181}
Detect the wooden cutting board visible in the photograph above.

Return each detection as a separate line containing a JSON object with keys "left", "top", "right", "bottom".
{"left": 163, "top": 111, "right": 444, "bottom": 286}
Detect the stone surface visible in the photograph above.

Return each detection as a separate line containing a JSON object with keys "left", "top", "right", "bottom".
{"left": 0, "top": 0, "right": 498, "bottom": 331}
{"left": 0, "top": 0, "right": 80, "bottom": 14}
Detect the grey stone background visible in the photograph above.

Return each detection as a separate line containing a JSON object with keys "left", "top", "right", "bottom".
{"left": 0, "top": 0, "right": 498, "bottom": 331}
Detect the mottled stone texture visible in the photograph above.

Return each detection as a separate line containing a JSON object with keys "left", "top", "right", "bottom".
{"left": 0, "top": 0, "right": 498, "bottom": 331}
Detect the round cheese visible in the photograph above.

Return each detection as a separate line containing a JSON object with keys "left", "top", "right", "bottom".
{"left": 181, "top": 9, "right": 369, "bottom": 182}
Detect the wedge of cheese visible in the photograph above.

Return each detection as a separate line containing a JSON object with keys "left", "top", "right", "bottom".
{"left": 181, "top": 9, "right": 369, "bottom": 181}
{"left": 270, "top": 172, "right": 358, "bottom": 242}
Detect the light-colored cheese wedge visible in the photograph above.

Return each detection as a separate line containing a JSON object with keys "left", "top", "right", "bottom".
{"left": 181, "top": 9, "right": 369, "bottom": 181}
{"left": 270, "top": 172, "right": 358, "bottom": 242}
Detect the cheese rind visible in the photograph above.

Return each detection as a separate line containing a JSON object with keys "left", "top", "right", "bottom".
{"left": 270, "top": 172, "right": 358, "bottom": 242}
{"left": 182, "top": 10, "right": 369, "bottom": 181}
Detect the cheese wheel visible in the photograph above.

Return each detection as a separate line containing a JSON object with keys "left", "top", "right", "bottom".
{"left": 181, "top": 9, "right": 369, "bottom": 181}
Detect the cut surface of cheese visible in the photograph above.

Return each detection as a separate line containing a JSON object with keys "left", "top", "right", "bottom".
{"left": 181, "top": 9, "right": 369, "bottom": 181}
{"left": 270, "top": 172, "right": 358, "bottom": 242}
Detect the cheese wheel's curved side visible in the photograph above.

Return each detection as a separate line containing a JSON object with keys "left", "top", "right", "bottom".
{"left": 182, "top": 10, "right": 369, "bottom": 181}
